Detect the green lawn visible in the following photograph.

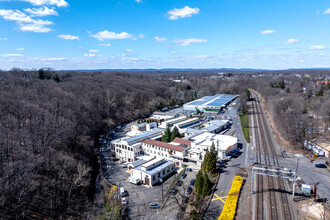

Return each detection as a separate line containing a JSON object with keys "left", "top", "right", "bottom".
{"left": 240, "top": 114, "right": 250, "bottom": 142}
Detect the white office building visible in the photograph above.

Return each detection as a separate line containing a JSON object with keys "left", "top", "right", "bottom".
{"left": 109, "top": 128, "right": 164, "bottom": 162}
{"left": 141, "top": 138, "right": 189, "bottom": 166}
{"left": 130, "top": 157, "right": 176, "bottom": 187}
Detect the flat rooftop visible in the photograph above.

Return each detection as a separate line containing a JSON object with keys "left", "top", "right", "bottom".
{"left": 134, "top": 159, "right": 174, "bottom": 176}
{"left": 124, "top": 128, "right": 164, "bottom": 144}
{"left": 184, "top": 94, "right": 237, "bottom": 108}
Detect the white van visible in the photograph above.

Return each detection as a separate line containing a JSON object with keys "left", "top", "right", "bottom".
{"left": 128, "top": 176, "right": 141, "bottom": 185}
{"left": 120, "top": 187, "right": 125, "bottom": 197}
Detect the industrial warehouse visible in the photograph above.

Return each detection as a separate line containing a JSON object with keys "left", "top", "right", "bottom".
{"left": 183, "top": 94, "right": 238, "bottom": 113}
{"left": 108, "top": 95, "right": 239, "bottom": 186}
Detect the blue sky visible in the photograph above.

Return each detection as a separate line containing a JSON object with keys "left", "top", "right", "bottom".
{"left": 0, "top": 0, "right": 329, "bottom": 70}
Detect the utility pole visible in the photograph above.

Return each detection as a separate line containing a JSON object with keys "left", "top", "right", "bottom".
{"left": 160, "top": 178, "right": 164, "bottom": 203}
{"left": 293, "top": 158, "right": 299, "bottom": 197}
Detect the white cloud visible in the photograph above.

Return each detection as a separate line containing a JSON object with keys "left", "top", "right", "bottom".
{"left": 34, "top": 57, "right": 66, "bottom": 61}
{"left": 0, "top": 9, "right": 34, "bottom": 22}
{"left": 261, "top": 29, "right": 276, "bottom": 34}
{"left": 84, "top": 53, "right": 96, "bottom": 57}
{"left": 0, "top": 37, "right": 8, "bottom": 40}
{"left": 155, "top": 36, "right": 167, "bottom": 42}
{"left": 167, "top": 6, "right": 199, "bottom": 20}
{"left": 173, "top": 38, "right": 207, "bottom": 46}
{"left": 19, "top": 19, "right": 52, "bottom": 32}
{"left": 283, "top": 38, "right": 300, "bottom": 44}
{"left": 171, "top": 51, "right": 185, "bottom": 55}
{"left": 0, "top": 9, "right": 53, "bottom": 32}
{"left": 15, "top": 48, "right": 24, "bottom": 51}
{"left": 194, "top": 55, "right": 208, "bottom": 58}
{"left": 324, "top": 8, "right": 330, "bottom": 14}
{"left": 58, "top": 34, "right": 80, "bottom": 40}
{"left": 90, "top": 30, "right": 133, "bottom": 41}
{"left": 24, "top": 6, "right": 58, "bottom": 17}
{"left": 310, "top": 45, "right": 326, "bottom": 50}
{"left": 21, "top": 0, "right": 69, "bottom": 7}
{"left": 135, "top": 0, "right": 143, "bottom": 3}
{"left": 98, "top": 43, "right": 111, "bottom": 47}
{"left": 88, "top": 49, "right": 98, "bottom": 53}
{"left": 1, "top": 53, "right": 24, "bottom": 57}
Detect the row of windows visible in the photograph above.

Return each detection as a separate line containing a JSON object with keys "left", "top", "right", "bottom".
{"left": 143, "top": 144, "right": 175, "bottom": 153}
{"left": 152, "top": 166, "right": 174, "bottom": 181}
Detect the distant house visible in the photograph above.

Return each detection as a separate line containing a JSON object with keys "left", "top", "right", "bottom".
{"left": 315, "top": 81, "right": 330, "bottom": 85}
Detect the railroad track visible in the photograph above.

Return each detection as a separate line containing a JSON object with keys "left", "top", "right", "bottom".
{"left": 250, "top": 91, "right": 293, "bottom": 220}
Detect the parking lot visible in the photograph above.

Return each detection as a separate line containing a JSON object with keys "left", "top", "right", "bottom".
{"left": 97, "top": 100, "right": 242, "bottom": 219}
{"left": 101, "top": 155, "right": 199, "bottom": 219}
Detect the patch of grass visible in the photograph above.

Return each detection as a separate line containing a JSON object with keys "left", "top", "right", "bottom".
{"left": 240, "top": 114, "right": 250, "bottom": 142}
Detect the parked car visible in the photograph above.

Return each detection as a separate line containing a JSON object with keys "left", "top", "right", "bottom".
{"left": 186, "top": 187, "right": 193, "bottom": 195}
{"left": 170, "top": 188, "right": 178, "bottom": 195}
{"left": 119, "top": 160, "right": 126, "bottom": 164}
{"left": 149, "top": 203, "right": 160, "bottom": 209}
{"left": 120, "top": 187, "right": 126, "bottom": 197}
{"left": 182, "top": 196, "right": 189, "bottom": 204}
{"left": 122, "top": 163, "right": 129, "bottom": 168}
{"left": 180, "top": 172, "right": 187, "bottom": 179}
{"left": 112, "top": 158, "right": 119, "bottom": 161}
{"left": 190, "top": 179, "right": 195, "bottom": 186}
{"left": 315, "top": 163, "right": 327, "bottom": 168}
{"left": 186, "top": 168, "right": 192, "bottom": 172}
{"left": 121, "top": 198, "right": 128, "bottom": 205}
{"left": 176, "top": 180, "right": 183, "bottom": 187}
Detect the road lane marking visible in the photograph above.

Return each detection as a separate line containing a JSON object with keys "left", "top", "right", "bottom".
{"left": 211, "top": 193, "right": 227, "bottom": 204}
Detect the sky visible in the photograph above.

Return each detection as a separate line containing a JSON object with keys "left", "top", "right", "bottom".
{"left": 0, "top": 0, "right": 330, "bottom": 70}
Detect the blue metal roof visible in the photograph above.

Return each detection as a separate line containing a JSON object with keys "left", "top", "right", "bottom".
{"left": 124, "top": 128, "right": 164, "bottom": 143}
{"left": 184, "top": 94, "right": 237, "bottom": 108}
{"left": 134, "top": 160, "right": 174, "bottom": 176}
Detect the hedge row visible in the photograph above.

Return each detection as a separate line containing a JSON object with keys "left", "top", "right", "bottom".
{"left": 218, "top": 176, "right": 243, "bottom": 220}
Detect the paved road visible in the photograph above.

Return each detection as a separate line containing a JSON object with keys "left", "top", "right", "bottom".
{"left": 204, "top": 100, "right": 248, "bottom": 219}
{"left": 279, "top": 156, "right": 330, "bottom": 202}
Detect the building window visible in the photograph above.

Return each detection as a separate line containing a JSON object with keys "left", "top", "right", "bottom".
{"left": 158, "top": 173, "right": 160, "bottom": 178}
{"left": 153, "top": 175, "right": 155, "bottom": 181}
{"left": 163, "top": 170, "right": 165, "bottom": 175}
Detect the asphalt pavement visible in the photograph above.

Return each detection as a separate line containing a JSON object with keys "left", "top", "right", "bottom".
{"left": 204, "top": 101, "right": 248, "bottom": 219}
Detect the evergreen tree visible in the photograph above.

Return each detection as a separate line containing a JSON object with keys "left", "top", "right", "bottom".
{"left": 195, "top": 107, "right": 201, "bottom": 115}
{"left": 195, "top": 170, "right": 204, "bottom": 196}
{"left": 202, "top": 173, "right": 212, "bottom": 196}
{"left": 38, "top": 69, "right": 45, "bottom": 80}
{"left": 51, "top": 73, "right": 60, "bottom": 82}
{"left": 168, "top": 98, "right": 175, "bottom": 107}
{"left": 202, "top": 149, "right": 210, "bottom": 173}
{"left": 161, "top": 125, "right": 171, "bottom": 142}
{"left": 316, "top": 87, "right": 324, "bottom": 96}
{"left": 170, "top": 126, "right": 180, "bottom": 142}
